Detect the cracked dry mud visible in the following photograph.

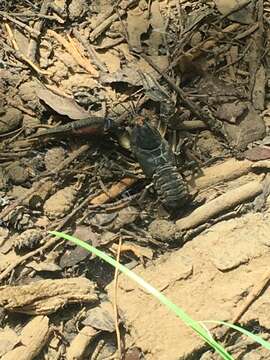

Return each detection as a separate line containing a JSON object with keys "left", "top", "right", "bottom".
{"left": 108, "top": 211, "right": 270, "bottom": 360}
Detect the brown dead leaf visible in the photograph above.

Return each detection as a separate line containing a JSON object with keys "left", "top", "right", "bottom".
{"left": 252, "top": 65, "right": 266, "bottom": 111}
{"left": 127, "top": 7, "right": 149, "bottom": 51}
{"left": 245, "top": 146, "right": 270, "bottom": 161}
{"left": 111, "top": 241, "right": 153, "bottom": 260}
{"left": 224, "top": 104, "right": 265, "bottom": 150}
{"left": 214, "top": 0, "right": 254, "bottom": 24}
{"left": 100, "top": 56, "right": 168, "bottom": 86}
{"left": 148, "top": 1, "right": 164, "bottom": 56}
{"left": 35, "top": 85, "right": 91, "bottom": 120}
{"left": 82, "top": 302, "right": 116, "bottom": 332}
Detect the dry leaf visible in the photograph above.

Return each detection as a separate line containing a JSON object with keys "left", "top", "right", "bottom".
{"left": 35, "top": 85, "right": 91, "bottom": 120}
{"left": 127, "top": 7, "right": 149, "bottom": 51}
{"left": 245, "top": 146, "right": 270, "bottom": 161}
{"left": 214, "top": 0, "right": 254, "bottom": 24}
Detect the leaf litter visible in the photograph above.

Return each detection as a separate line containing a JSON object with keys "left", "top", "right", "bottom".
{"left": 0, "top": 0, "right": 270, "bottom": 359}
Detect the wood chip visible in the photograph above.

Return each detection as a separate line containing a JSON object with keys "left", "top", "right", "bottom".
{"left": 0, "top": 278, "right": 97, "bottom": 314}
{"left": 1, "top": 316, "right": 49, "bottom": 360}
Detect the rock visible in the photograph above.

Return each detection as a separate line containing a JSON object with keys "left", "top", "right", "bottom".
{"left": 8, "top": 185, "right": 26, "bottom": 199}
{"left": 44, "top": 186, "right": 77, "bottom": 219}
{"left": 68, "top": 0, "right": 87, "bottom": 20}
{"left": 197, "top": 130, "right": 224, "bottom": 158}
{"left": 44, "top": 147, "right": 66, "bottom": 171}
{"left": 18, "top": 81, "right": 38, "bottom": 102}
{"left": 113, "top": 206, "right": 139, "bottom": 230}
{"left": 6, "top": 162, "right": 29, "bottom": 185}
{"left": 106, "top": 211, "right": 270, "bottom": 360}
{"left": 148, "top": 219, "right": 179, "bottom": 242}
{"left": 13, "top": 229, "right": 43, "bottom": 252}
{"left": 23, "top": 115, "right": 41, "bottom": 135}
{"left": 216, "top": 102, "right": 248, "bottom": 123}
{"left": 0, "top": 108, "right": 22, "bottom": 134}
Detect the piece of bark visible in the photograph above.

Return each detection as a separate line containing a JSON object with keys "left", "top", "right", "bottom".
{"left": 0, "top": 278, "right": 97, "bottom": 314}
{"left": 176, "top": 177, "right": 263, "bottom": 231}
{"left": 66, "top": 326, "right": 98, "bottom": 360}
{"left": 1, "top": 316, "right": 49, "bottom": 360}
{"left": 27, "top": 0, "right": 51, "bottom": 62}
{"left": 252, "top": 160, "right": 270, "bottom": 169}
{"left": 252, "top": 64, "right": 266, "bottom": 110}
{"left": 192, "top": 159, "right": 253, "bottom": 190}
{"left": 90, "top": 177, "right": 137, "bottom": 205}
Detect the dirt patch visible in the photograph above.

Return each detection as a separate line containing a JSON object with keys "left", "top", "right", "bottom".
{"left": 108, "top": 211, "right": 270, "bottom": 359}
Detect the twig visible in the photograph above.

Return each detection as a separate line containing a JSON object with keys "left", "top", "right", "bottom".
{"left": 4, "top": 11, "right": 64, "bottom": 22}
{"left": 72, "top": 29, "right": 108, "bottom": 72}
{"left": 179, "top": 120, "right": 207, "bottom": 130}
{"left": 0, "top": 183, "right": 98, "bottom": 284}
{"left": 140, "top": 53, "right": 226, "bottom": 137}
{"left": 4, "top": 23, "right": 51, "bottom": 75}
{"left": 249, "top": 0, "right": 264, "bottom": 98}
{"left": 90, "top": 177, "right": 137, "bottom": 205}
{"left": 89, "top": 0, "right": 139, "bottom": 42}
{"left": 47, "top": 30, "right": 99, "bottom": 77}
{"left": 215, "top": 268, "right": 270, "bottom": 341}
{"left": 0, "top": 144, "right": 90, "bottom": 220}
{"left": 231, "top": 269, "right": 270, "bottom": 325}
{"left": 27, "top": 0, "right": 51, "bottom": 62}
{"left": 193, "top": 159, "right": 253, "bottom": 190}
{"left": 0, "top": 11, "right": 40, "bottom": 36}
{"left": 90, "top": 13, "right": 122, "bottom": 42}
{"left": 113, "top": 236, "right": 123, "bottom": 360}
{"left": 0, "top": 232, "right": 56, "bottom": 284}
{"left": 176, "top": 177, "right": 263, "bottom": 231}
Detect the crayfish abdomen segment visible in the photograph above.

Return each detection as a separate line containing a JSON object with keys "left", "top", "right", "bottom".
{"left": 131, "top": 120, "right": 191, "bottom": 211}
{"left": 153, "top": 164, "right": 190, "bottom": 210}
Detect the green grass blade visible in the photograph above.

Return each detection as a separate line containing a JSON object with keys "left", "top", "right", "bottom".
{"left": 203, "top": 321, "right": 270, "bottom": 350}
{"left": 50, "top": 230, "right": 234, "bottom": 360}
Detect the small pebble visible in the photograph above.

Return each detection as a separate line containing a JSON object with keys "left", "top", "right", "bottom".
{"left": 23, "top": 114, "right": 41, "bottom": 135}
{"left": 44, "top": 147, "right": 66, "bottom": 171}
{"left": 0, "top": 108, "right": 22, "bottom": 134}
{"left": 44, "top": 186, "right": 77, "bottom": 219}
{"left": 14, "top": 228, "right": 42, "bottom": 252}
{"left": 68, "top": 0, "right": 87, "bottom": 20}
{"left": 148, "top": 219, "right": 179, "bottom": 243}
{"left": 7, "top": 162, "right": 29, "bottom": 185}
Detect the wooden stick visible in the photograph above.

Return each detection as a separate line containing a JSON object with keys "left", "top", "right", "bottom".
{"left": 5, "top": 23, "right": 50, "bottom": 75}
{"left": 192, "top": 159, "right": 253, "bottom": 190}
{"left": 27, "top": 0, "right": 51, "bottom": 62}
{"left": 176, "top": 178, "right": 263, "bottom": 231}
{"left": 90, "top": 177, "right": 137, "bottom": 205}
{"left": 47, "top": 30, "right": 99, "bottom": 77}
